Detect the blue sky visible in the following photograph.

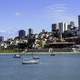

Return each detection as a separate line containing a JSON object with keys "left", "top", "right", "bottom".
{"left": 0, "top": 0, "right": 80, "bottom": 39}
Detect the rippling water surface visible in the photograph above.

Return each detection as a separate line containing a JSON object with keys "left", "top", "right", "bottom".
{"left": 0, "top": 53, "right": 80, "bottom": 80}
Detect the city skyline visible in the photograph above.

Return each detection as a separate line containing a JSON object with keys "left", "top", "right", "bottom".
{"left": 0, "top": 0, "right": 80, "bottom": 39}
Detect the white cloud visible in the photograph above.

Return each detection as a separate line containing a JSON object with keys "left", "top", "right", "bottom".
{"left": 46, "top": 3, "right": 67, "bottom": 14}
{"left": 43, "top": 3, "right": 70, "bottom": 22}
{"left": 0, "top": 30, "right": 6, "bottom": 33}
{"left": 16, "top": 12, "right": 21, "bottom": 16}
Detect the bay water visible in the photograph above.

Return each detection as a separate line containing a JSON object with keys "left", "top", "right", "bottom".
{"left": 0, "top": 53, "right": 80, "bottom": 80}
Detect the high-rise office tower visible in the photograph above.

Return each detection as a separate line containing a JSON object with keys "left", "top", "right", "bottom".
{"left": 64, "top": 23, "right": 68, "bottom": 31}
{"left": 70, "top": 21, "right": 75, "bottom": 26}
{"left": 28, "top": 28, "right": 33, "bottom": 35}
{"left": 19, "top": 30, "right": 26, "bottom": 38}
{"left": 67, "top": 24, "right": 71, "bottom": 30}
{"left": 70, "top": 21, "right": 75, "bottom": 29}
{"left": 78, "top": 15, "right": 80, "bottom": 29}
{"left": 58, "top": 22, "right": 64, "bottom": 39}
{"left": 67, "top": 21, "right": 75, "bottom": 30}
{"left": 52, "top": 24, "right": 57, "bottom": 32}
{"left": 42, "top": 29, "right": 45, "bottom": 33}
{"left": 58, "top": 22, "right": 64, "bottom": 33}
{"left": 0, "top": 36, "right": 4, "bottom": 42}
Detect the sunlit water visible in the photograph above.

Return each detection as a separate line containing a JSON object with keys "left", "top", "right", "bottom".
{"left": 0, "top": 53, "right": 80, "bottom": 80}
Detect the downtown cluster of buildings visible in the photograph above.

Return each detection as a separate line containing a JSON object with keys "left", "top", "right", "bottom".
{"left": 0, "top": 15, "right": 80, "bottom": 50}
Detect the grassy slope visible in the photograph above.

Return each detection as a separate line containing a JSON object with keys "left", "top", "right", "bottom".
{"left": 0, "top": 49, "right": 18, "bottom": 54}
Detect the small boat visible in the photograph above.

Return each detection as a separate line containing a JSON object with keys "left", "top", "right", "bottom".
{"left": 22, "top": 59, "right": 39, "bottom": 64}
{"left": 13, "top": 54, "right": 21, "bottom": 58}
{"left": 32, "top": 56, "right": 40, "bottom": 59}
{"left": 50, "top": 54, "right": 56, "bottom": 56}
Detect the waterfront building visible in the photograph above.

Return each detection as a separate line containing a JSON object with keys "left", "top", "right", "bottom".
{"left": 77, "top": 30, "right": 80, "bottom": 37}
{"left": 19, "top": 30, "right": 26, "bottom": 38}
{"left": 45, "top": 41, "right": 75, "bottom": 48}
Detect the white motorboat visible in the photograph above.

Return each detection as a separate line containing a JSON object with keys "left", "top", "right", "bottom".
{"left": 13, "top": 54, "right": 21, "bottom": 58}
{"left": 22, "top": 58, "right": 39, "bottom": 64}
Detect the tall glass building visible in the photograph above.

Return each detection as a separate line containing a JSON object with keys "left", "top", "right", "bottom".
{"left": 78, "top": 15, "right": 80, "bottom": 29}
{"left": 19, "top": 30, "right": 26, "bottom": 38}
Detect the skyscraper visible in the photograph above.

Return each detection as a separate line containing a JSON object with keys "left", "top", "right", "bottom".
{"left": 58, "top": 22, "right": 64, "bottom": 39}
{"left": 70, "top": 21, "right": 75, "bottom": 27}
{"left": 42, "top": 29, "right": 45, "bottom": 33}
{"left": 52, "top": 24, "right": 57, "bottom": 32}
{"left": 19, "top": 30, "right": 26, "bottom": 38}
{"left": 58, "top": 22, "right": 64, "bottom": 33}
{"left": 67, "top": 21, "right": 75, "bottom": 30}
{"left": 64, "top": 23, "right": 68, "bottom": 31}
{"left": 28, "top": 28, "right": 33, "bottom": 35}
{"left": 70, "top": 21, "right": 75, "bottom": 29}
{"left": 78, "top": 15, "right": 80, "bottom": 29}
{"left": 0, "top": 36, "right": 4, "bottom": 42}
